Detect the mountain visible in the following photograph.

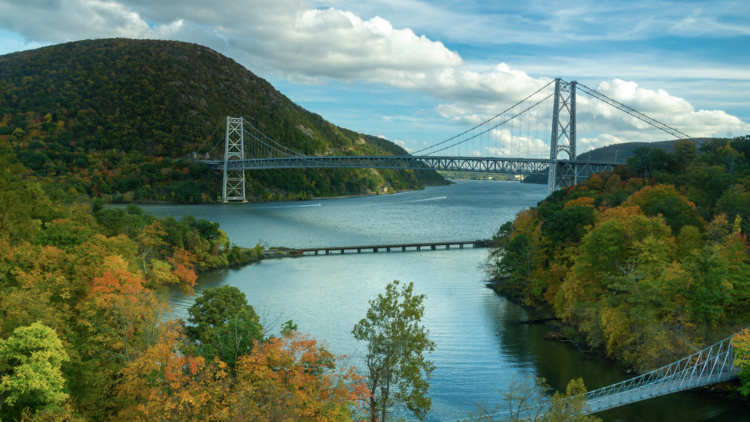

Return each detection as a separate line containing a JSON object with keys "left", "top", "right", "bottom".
{"left": 575, "top": 138, "right": 715, "bottom": 162}
{"left": 521, "top": 138, "right": 718, "bottom": 184}
{"left": 0, "top": 38, "right": 446, "bottom": 203}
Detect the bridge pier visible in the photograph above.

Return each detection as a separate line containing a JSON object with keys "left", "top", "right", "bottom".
{"left": 340, "top": 249, "right": 344, "bottom": 254}
{"left": 387, "top": 247, "right": 391, "bottom": 252}
{"left": 431, "top": 245, "right": 436, "bottom": 250}
{"left": 402, "top": 246, "right": 406, "bottom": 251}
{"left": 374, "top": 248, "right": 378, "bottom": 253}
{"left": 357, "top": 249, "right": 361, "bottom": 253}
{"left": 460, "top": 244, "right": 463, "bottom": 249}
{"left": 446, "top": 244, "right": 450, "bottom": 249}
{"left": 325, "top": 250, "right": 329, "bottom": 255}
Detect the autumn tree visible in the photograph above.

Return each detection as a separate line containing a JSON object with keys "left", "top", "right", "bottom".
{"left": 352, "top": 281, "right": 436, "bottom": 422}
{"left": 464, "top": 376, "right": 601, "bottom": 422}
{"left": 734, "top": 329, "right": 750, "bottom": 396}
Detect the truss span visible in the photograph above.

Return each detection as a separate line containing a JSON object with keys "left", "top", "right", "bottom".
{"left": 201, "top": 155, "right": 617, "bottom": 179}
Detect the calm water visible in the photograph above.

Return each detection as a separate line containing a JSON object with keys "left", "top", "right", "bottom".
{"left": 141, "top": 181, "right": 748, "bottom": 422}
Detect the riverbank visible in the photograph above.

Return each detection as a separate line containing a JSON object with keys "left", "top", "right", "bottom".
{"left": 486, "top": 278, "right": 750, "bottom": 405}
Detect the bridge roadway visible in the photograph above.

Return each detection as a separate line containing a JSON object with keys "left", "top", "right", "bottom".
{"left": 586, "top": 370, "right": 739, "bottom": 414}
{"left": 200, "top": 155, "right": 618, "bottom": 177}
{"left": 286, "top": 240, "right": 496, "bottom": 256}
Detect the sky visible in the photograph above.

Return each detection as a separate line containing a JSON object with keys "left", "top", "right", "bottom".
{"left": 1, "top": 0, "right": 749, "bottom": 155}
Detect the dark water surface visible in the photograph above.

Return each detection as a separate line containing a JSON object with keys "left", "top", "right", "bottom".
{"left": 142, "top": 181, "right": 748, "bottom": 421}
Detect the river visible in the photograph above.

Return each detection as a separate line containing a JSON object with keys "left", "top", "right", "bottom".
{"left": 140, "top": 180, "right": 748, "bottom": 422}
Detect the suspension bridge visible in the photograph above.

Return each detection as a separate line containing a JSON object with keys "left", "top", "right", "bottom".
{"left": 190, "top": 78, "right": 697, "bottom": 203}
{"left": 582, "top": 331, "right": 748, "bottom": 414}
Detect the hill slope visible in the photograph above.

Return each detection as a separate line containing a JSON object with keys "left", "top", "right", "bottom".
{"left": 521, "top": 138, "right": 718, "bottom": 184}
{"left": 0, "top": 38, "right": 446, "bottom": 203}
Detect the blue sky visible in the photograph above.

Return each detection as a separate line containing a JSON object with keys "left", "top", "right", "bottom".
{"left": 1, "top": 0, "right": 748, "bottom": 154}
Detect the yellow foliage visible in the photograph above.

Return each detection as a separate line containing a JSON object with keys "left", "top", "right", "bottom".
{"left": 564, "top": 197, "right": 595, "bottom": 209}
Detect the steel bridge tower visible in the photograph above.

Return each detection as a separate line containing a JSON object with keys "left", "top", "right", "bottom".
{"left": 547, "top": 79, "right": 577, "bottom": 194}
{"left": 222, "top": 116, "right": 247, "bottom": 203}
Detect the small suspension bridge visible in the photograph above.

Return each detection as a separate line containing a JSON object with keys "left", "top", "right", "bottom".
{"left": 190, "top": 79, "right": 696, "bottom": 202}
{"left": 582, "top": 331, "right": 748, "bottom": 414}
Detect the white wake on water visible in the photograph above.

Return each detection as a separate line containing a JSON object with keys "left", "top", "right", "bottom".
{"left": 252, "top": 203, "right": 322, "bottom": 210}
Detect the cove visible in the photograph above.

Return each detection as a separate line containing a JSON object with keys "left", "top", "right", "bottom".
{"left": 141, "top": 181, "right": 749, "bottom": 422}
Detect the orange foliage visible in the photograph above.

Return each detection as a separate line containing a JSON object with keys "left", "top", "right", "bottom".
{"left": 230, "top": 333, "right": 368, "bottom": 421}
{"left": 117, "top": 326, "right": 231, "bottom": 421}
{"left": 118, "top": 330, "right": 368, "bottom": 422}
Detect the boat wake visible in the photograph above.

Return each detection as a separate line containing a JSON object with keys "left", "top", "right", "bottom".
{"left": 406, "top": 196, "right": 447, "bottom": 203}
{"left": 253, "top": 203, "right": 322, "bottom": 210}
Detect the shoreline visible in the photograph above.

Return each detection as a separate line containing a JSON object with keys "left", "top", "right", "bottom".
{"left": 485, "top": 280, "right": 749, "bottom": 404}
{"left": 112, "top": 185, "right": 446, "bottom": 206}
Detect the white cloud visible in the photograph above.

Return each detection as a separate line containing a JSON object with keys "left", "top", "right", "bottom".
{"left": 393, "top": 139, "right": 413, "bottom": 152}
{"left": 1, "top": 0, "right": 747, "bottom": 153}
{"left": 0, "top": 0, "right": 462, "bottom": 82}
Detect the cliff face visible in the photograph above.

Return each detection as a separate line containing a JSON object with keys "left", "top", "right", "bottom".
{"left": 0, "top": 38, "right": 445, "bottom": 202}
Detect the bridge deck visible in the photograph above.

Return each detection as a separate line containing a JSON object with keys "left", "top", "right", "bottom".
{"left": 587, "top": 371, "right": 739, "bottom": 414}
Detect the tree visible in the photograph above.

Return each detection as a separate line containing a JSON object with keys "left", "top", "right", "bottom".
{"left": 0, "top": 322, "right": 69, "bottom": 419}
{"left": 682, "top": 244, "right": 731, "bottom": 342}
{"left": 464, "top": 376, "right": 601, "bottom": 422}
{"left": 352, "top": 281, "right": 436, "bottom": 422}
{"left": 186, "top": 285, "right": 262, "bottom": 364}
{"left": 734, "top": 329, "right": 750, "bottom": 396}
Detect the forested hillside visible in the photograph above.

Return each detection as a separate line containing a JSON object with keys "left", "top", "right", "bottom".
{"left": 488, "top": 136, "right": 750, "bottom": 384}
{"left": 0, "top": 38, "right": 445, "bottom": 203}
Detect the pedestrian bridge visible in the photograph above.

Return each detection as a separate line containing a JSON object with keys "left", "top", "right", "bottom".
{"left": 583, "top": 330, "right": 748, "bottom": 414}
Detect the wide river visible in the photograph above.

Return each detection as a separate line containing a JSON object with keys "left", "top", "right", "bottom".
{"left": 141, "top": 181, "right": 748, "bottom": 422}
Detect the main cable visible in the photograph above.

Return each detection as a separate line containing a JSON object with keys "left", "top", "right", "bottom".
{"left": 425, "top": 93, "right": 554, "bottom": 156}
{"left": 576, "top": 83, "right": 694, "bottom": 141}
{"left": 411, "top": 80, "right": 555, "bottom": 156}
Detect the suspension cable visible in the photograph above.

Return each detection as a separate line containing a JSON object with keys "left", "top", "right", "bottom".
{"left": 424, "top": 93, "right": 554, "bottom": 156}
{"left": 194, "top": 120, "right": 225, "bottom": 157}
{"left": 243, "top": 117, "right": 305, "bottom": 157}
{"left": 410, "top": 79, "right": 555, "bottom": 155}
{"left": 576, "top": 83, "right": 695, "bottom": 141}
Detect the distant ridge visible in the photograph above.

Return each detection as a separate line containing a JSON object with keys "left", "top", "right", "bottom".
{"left": 574, "top": 138, "right": 714, "bottom": 163}
{"left": 521, "top": 138, "right": 717, "bottom": 184}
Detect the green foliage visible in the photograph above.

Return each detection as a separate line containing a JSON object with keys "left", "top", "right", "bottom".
{"left": 352, "top": 281, "right": 436, "bottom": 422}
{"left": 186, "top": 285, "right": 260, "bottom": 345}
{"left": 542, "top": 205, "right": 597, "bottom": 246}
{"left": 464, "top": 375, "right": 601, "bottom": 422}
{"left": 0, "top": 322, "right": 69, "bottom": 419}
{"left": 682, "top": 245, "right": 731, "bottom": 342}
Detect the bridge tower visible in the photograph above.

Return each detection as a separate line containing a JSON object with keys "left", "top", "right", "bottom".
{"left": 222, "top": 116, "right": 247, "bottom": 203}
{"left": 547, "top": 79, "right": 577, "bottom": 195}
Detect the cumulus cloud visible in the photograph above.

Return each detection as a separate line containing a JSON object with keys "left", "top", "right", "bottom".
{"left": 576, "top": 79, "right": 750, "bottom": 142}
{"left": 1, "top": 0, "right": 747, "bottom": 151}
{"left": 435, "top": 77, "right": 750, "bottom": 150}
{"left": 0, "top": 0, "right": 461, "bottom": 82}
{"left": 393, "top": 139, "right": 413, "bottom": 152}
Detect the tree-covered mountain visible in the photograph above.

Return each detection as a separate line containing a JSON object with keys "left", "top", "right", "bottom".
{"left": 576, "top": 138, "right": 715, "bottom": 163}
{"left": 0, "top": 38, "right": 446, "bottom": 203}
